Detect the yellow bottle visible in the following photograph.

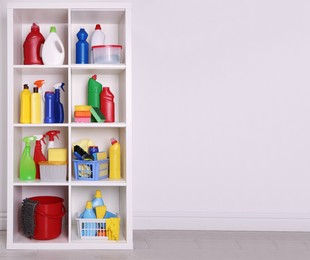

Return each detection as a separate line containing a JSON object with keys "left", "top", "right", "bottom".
{"left": 109, "top": 138, "right": 121, "bottom": 179}
{"left": 31, "top": 87, "right": 41, "bottom": 123}
{"left": 20, "top": 84, "right": 31, "bottom": 123}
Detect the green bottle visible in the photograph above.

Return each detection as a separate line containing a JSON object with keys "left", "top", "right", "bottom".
{"left": 88, "top": 74, "right": 102, "bottom": 122}
{"left": 20, "top": 136, "right": 37, "bottom": 180}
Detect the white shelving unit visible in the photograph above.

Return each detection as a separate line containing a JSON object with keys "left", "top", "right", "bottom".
{"left": 7, "top": 3, "right": 132, "bottom": 249}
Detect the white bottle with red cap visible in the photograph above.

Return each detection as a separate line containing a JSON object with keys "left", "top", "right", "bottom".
{"left": 90, "top": 24, "right": 105, "bottom": 63}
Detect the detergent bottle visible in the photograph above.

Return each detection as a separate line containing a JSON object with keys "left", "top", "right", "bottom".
{"left": 31, "top": 80, "right": 45, "bottom": 124}
{"left": 23, "top": 23, "right": 45, "bottom": 65}
{"left": 100, "top": 87, "right": 115, "bottom": 122}
{"left": 80, "top": 201, "right": 96, "bottom": 236}
{"left": 90, "top": 24, "right": 105, "bottom": 63}
{"left": 44, "top": 130, "right": 60, "bottom": 150}
{"left": 76, "top": 28, "right": 89, "bottom": 64}
{"left": 33, "top": 135, "right": 47, "bottom": 179}
{"left": 53, "top": 83, "right": 65, "bottom": 123}
{"left": 92, "top": 190, "right": 104, "bottom": 208}
{"left": 20, "top": 84, "right": 31, "bottom": 124}
{"left": 44, "top": 91, "right": 55, "bottom": 123}
{"left": 42, "top": 26, "right": 65, "bottom": 65}
{"left": 20, "top": 136, "right": 37, "bottom": 180}
{"left": 109, "top": 138, "right": 121, "bottom": 179}
{"left": 88, "top": 75, "right": 102, "bottom": 122}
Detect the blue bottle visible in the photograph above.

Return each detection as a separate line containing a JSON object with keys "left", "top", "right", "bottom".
{"left": 92, "top": 190, "right": 104, "bottom": 208}
{"left": 44, "top": 91, "right": 55, "bottom": 123}
{"left": 52, "top": 83, "right": 65, "bottom": 123}
{"left": 81, "top": 201, "right": 96, "bottom": 237}
{"left": 76, "top": 28, "right": 89, "bottom": 64}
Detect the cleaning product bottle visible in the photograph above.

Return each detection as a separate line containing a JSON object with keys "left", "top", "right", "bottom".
{"left": 20, "top": 136, "right": 37, "bottom": 180}
{"left": 88, "top": 74, "right": 102, "bottom": 122}
{"left": 44, "top": 91, "right": 55, "bottom": 123}
{"left": 31, "top": 80, "right": 45, "bottom": 124}
{"left": 20, "top": 84, "right": 31, "bottom": 124}
{"left": 80, "top": 201, "right": 96, "bottom": 237}
{"left": 92, "top": 190, "right": 104, "bottom": 208}
{"left": 42, "top": 26, "right": 65, "bottom": 65}
{"left": 53, "top": 83, "right": 65, "bottom": 123}
{"left": 100, "top": 87, "right": 115, "bottom": 122}
{"left": 76, "top": 28, "right": 89, "bottom": 64}
{"left": 90, "top": 24, "right": 105, "bottom": 63}
{"left": 33, "top": 135, "right": 47, "bottom": 179}
{"left": 44, "top": 130, "right": 60, "bottom": 150}
{"left": 109, "top": 138, "right": 121, "bottom": 179}
{"left": 23, "top": 23, "right": 45, "bottom": 65}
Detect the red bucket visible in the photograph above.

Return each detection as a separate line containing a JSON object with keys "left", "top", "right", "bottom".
{"left": 29, "top": 196, "right": 66, "bottom": 240}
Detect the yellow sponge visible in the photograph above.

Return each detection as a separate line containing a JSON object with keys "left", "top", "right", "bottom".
{"left": 48, "top": 148, "right": 67, "bottom": 162}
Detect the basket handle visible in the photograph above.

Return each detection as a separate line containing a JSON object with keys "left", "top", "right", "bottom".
{"left": 35, "top": 205, "right": 66, "bottom": 219}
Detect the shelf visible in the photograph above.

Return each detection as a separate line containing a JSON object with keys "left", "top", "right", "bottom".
{"left": 71, "top": 64, "right": 126, "bottom": 75}
{"left": 71, "top": 179, "right": 126, "bottom": 186}
{"left": 14, "top": 179, "right": 69, "bottom": 186}
{"left": 14, "top": 123, "right": 69, "bottom": 128}
{"left": 71, "top": 122, "right": 126, "bottom": 128}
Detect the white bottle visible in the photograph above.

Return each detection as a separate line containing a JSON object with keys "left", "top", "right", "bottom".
{"left": 90, "top": 24, "right": 105, "bottom": 63}
{"left": 42, "top": 26, "right": 65, "bottom": 65}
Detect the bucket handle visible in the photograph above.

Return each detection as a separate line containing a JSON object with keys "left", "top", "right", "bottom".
{"left": 35, "top": 205, "right": 66, "bottom": 219}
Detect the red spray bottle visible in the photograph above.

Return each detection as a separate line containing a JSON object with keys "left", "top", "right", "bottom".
{"left": 33, "top": 135, "right": 47, "bottom": 179}
{"left": 23, "top": 23, "right": 45, "bottom": 65}
{"left": 100, "top": 87, "right": 115, "bottom": 122}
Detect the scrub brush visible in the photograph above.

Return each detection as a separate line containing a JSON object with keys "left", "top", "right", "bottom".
{"left": 21, "top": 198, "right": 38, "bottom": 238}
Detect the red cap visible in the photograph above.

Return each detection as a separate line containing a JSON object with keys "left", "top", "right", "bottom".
{"left": 31, "top": 23, "right": 40, "bottom": 31}
{"left": 92, "top": 74, "right": 97, "bottom": 80}
{"left": 95, "top": 24, "right": 101, "bottom": 30}
{"left": 111, "top": 138, "right": 118, "bottom": 145}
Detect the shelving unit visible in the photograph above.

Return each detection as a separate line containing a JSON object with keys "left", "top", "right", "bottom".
{"left": 7, "top": 3, "right": 132, "bottom": 249}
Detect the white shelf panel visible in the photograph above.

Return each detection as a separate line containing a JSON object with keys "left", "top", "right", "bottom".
{"left": 70, "top": 122, "right": 126, "bottom": 128}
{"left": 14, "top": 179, "right": 69, "bottom": 186}
{"left": 71, "top": 64, "right": 126, "bottom": 75}
{"left": 14, "top": 123, "right": 69, "bottom": 128}
{"left": 71, "top": 179, "right": 126, "bottom": 187}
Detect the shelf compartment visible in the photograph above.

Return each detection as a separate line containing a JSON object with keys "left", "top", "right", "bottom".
{"left": 12, "top": 186, "right": 69, "bottom": 245}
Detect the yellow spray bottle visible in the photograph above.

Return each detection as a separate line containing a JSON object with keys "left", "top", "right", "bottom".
{"left": 109, "top": 137, "right": 121, "bottom": 179}
{"left": 20, "top": 136, "right": 37, "bottom": 180}
{"left": 31, "top": 80, "right": 45, "bottom": 124}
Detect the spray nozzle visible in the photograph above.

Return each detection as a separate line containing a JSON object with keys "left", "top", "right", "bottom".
{"left": 34, "top": 79, "right": 46, "bottom": 101}
{"left": 52, "top": 82, "right": 65, "bottom": 92}
{"left": 33, "top": 135, "right": 46, "bottom": 145}
{"left": 23, "top": 136, "right": 37, "bottom": 146}
{"left": 44, "top": 130, "right": 60, "bottom": 142}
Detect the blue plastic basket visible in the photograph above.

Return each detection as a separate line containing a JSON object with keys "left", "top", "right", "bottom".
{"left": 73, "top": 159, "right": 109, "bottom": 181}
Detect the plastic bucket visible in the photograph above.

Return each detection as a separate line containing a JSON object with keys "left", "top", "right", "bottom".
{"left": 29, "top": 196, "right": 66, "bottom": 240}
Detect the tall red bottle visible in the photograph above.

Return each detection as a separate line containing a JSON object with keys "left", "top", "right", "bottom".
{"left": 23, "top": 23, "right": 45, "bottom": 65}
{"left": 100, "top": 87, "right": 115, "bottom": 122}
{"left": 33, "top": 135, "right": 47, "bottom": 179}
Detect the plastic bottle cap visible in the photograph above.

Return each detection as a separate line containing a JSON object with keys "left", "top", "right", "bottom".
{"left": 95, "top": 190, "right": 102, "bottom": 198}
{"left": 92, "top": 74, "right": 97, "bottom": 80}
{"left": 50, "top": 26, "right": 56, "bottom": 33}
{"left": 33, "top": 87, "right": 38, "bottom": 93}
{"left": 86, "top": 201, "right": 92, "bottom": 209}
{"left": 111, "top": 138, "right": 118, "bottom": 145}
{"left": 95, "top": 24, "right": 101, "bottom": 30}
{"left": 23, "top": 84, "right": 29, "bottom": 89}
{"left": 31, "top": 23, "right": 39, "bottom": 30}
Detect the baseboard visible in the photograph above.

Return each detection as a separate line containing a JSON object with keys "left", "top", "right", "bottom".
{"left": 0, "top": 212, "right": 7, "bottom": 231}
{"left": 133, "top": 211, "right": 310, "bottom": 231}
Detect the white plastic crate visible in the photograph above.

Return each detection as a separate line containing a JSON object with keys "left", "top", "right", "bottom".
{"left": 39, "top": 161, "right": 67, "bottom": 181}
{"left": 76, "top": 216, "right": 108, "bottom": 240}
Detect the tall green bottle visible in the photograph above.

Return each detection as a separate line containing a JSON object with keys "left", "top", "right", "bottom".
{"left": 20, "top": 136, "right": 37, "bottom": 180}
{"left": 87, "top": 74, "right": 102, "bottom": 122}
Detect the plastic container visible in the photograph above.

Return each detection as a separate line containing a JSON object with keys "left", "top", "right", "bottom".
{"left": 39, "top": 161, "right": 67, "bottom": 181}
{"left": 90, "top": 24, "right": 105, "bottom": 63}
{"left": 33, "top": 135, "right": 47, "bottom": 179}
{"left": 80, "top": 201, "right": 96, "bottom": 236}
{"left": 20, "top": 84, "right": 31, "bottom": 124}
{"left": 19, "top": 136, "right": 36, "bottom": 181}
{"left": 42, "top": 26, "right": 65, "bottom": 65}
{"left": 44, "top": 91, "right": 55, "bottom": 123}
{"left": 26, "top": 196, "right": 65, "bottom": 240}
{"left": 92, "top": 190, "right": 104, "bottom": 208}
{"left": 31, "top": 87, "right": 41, "bottom": 124}
{"left": 23, "top": 23, "right": 45, "bottom": 65}
{"left": 92, "top": 45, "right": 122, "bottom": 64}
{"left": 76, "top": 27, "right": 89, "bottom": 64}
{"left": 100, "top": 87, "right": 115, "bottom": 122}
{"left": 73, "top": 159, "right": 109, "bottom": 180}
{"left": 109, "top": 138, "right": 121, "bottom": 179}
{"left": 53, "top": 83, "right": 65, "bottom": 123}
{"left": 76, "top": 215, "right": 108, "bottom": 239}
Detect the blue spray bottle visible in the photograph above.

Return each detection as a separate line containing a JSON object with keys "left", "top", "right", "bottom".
{"left": 52, "top": 83, "right": 65, "bottom": 123}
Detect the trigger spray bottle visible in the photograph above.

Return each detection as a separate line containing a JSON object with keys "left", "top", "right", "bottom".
{"left": 33, "top": 135, "right": 47, "bottom": 179}
{"left": 53, "top": 83, "right": 65, "bottom": 123}
{"left": 20, "top": 136, "right": 37, "bottom": 180}
{"left": 44, "top": 130, "right": 60, "bottom": 149}
{"left": 32, "top": 80, "right": 45, "bottom": 124}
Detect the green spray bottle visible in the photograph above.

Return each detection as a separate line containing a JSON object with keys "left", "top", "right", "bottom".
{"left": 20, "top": 136, "right": 37, "bottom": 180}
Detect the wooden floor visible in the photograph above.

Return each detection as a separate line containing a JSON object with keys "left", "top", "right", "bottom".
{"left": 1, "top": 230, "right": 310, "bottom": 259}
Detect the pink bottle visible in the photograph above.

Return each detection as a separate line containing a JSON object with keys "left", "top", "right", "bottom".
{"left": 100, "top": 87, "right": 115, "bottom": 122}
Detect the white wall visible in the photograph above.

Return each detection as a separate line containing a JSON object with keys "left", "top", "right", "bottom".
{"left": 2, "top": 0, "right": 310, "bottom": 231}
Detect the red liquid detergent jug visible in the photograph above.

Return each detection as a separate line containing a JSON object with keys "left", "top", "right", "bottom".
{"left": 100, "top": 87, "right": 115, "bottom": 122}
{"left": 23, "top": 23, "right": 45, "bottom": 65}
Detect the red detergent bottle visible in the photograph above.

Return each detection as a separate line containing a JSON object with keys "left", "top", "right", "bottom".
{"left": 100, "top": 87, "right": 115, "bottom": 122}
{"left": 23, "top": 23, "right": 45, "bottom": 65}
